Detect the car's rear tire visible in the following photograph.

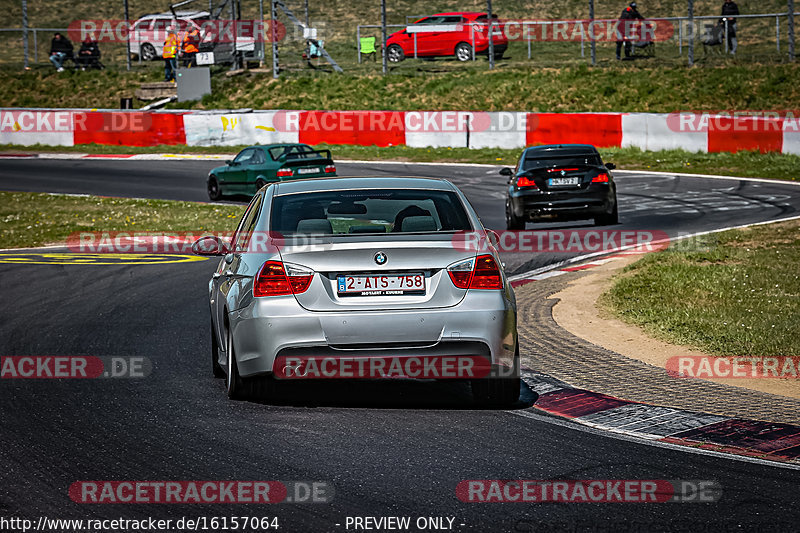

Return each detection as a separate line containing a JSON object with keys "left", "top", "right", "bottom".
{"left": 211, "top": 320, "right": 224, "bottom": 378}
{"left": 387, "top": 44, "right": 405, "bottom": 63}
{"left": 207, "top": 176, "right": 223, "bottom": 201}
{"left": 471, "top": 350, "right": 520, "bottom": 408}
{"left": 506, "top": 201, "right": 525, "bottom": 230}
{"left": 494, "top": 50, "right": 505, "bottom": 60}
{"left": 455, "top": 42, "right": 473, "bottom": 62}
{"left": 255, "top": 178, "right": 266, "bottom": 193}
{"left": 141, "top": 43, "right": 157, "bottom": 61}
{"left": 225, "top": 326, "right": 249, "bottom": 400}
{"left": 594, "top": 199, "right": 619, "bottom": 226}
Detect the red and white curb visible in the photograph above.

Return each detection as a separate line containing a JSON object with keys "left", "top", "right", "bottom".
{"left": 509, "top": 252, "right": 647, "bottom": 288}
{"left": 521, "top": 370, "right": 800, "bottom": 465}
{"left": 0, "top": 152, "right": 231, "bottom": 160}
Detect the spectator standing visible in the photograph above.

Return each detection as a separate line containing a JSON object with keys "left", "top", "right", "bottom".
{"left": 181, "top": 26, "right": 201, "bottom": 67}
{"left": 616, "top": 2, "right": 644, "bottom": 60}
{"left": 49, "top": 33, "right": 73, "bottom": 72}
{"left": 720, "top": 0, "right": 739, "bottom": 54}
{"left": 163, "top": 26, "right": 179, "bottom": 82}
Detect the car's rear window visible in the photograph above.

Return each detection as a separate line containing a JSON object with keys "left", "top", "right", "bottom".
{"left": 271, "top": 189, "right": 473, "bottom": 235}
{"left": 268, "top": 145, "right": 316, "bottom": 160}
{"left": 522, "top": 153, "right": 602, "bottom": 170}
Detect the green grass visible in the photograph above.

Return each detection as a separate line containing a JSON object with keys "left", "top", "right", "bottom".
{"left": 601, "top": 219, "right": 800, "bottom": 357}
{"left": 3, "top": 143, "right": 799, "bottom": 181}
{"left": 0, "top": 191, "right": 245, "bottom": 249}
{"left": 3, "top": 62, "right": 799, "bottom": 112}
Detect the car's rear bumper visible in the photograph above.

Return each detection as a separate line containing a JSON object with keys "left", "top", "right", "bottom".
{"left": 510, "top": 187, "right": 613, "bottom": 221}
{"left": 228, "top": 290, "right": 517, "bottom": 379}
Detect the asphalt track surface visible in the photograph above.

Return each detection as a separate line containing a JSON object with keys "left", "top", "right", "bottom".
{"left": 1, "top": 159, "right": 800, "bottom": 532}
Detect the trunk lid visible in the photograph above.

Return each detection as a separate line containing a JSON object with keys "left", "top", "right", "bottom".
{"left": 279, "top": 234, "right": 475, "bottom": 312}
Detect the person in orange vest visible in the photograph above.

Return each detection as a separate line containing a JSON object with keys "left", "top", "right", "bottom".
{"left": 181, "top": 26, "right": 201, "bottom": 67}
{"left": 163, "top": 25, "right": 179, "bottom": 82}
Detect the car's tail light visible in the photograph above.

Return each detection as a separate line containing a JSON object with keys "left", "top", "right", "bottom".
{"left": 447, "top": 254, "right": 503, "bottom": 290}
{"left": 547, "top": 167, "right": 579, "bottom": 173}
{"left": 516, "top": 176, "right": 538, "bottom": 189}
{"left": 254, "top": 261, "right": 313, "bottom": 297}
{"left": 592, "top": 173, "right": 610, "bottom": 183}
{"left": 447, "top": 258, "right": 474, "bottom": 289}
{"left": 277, "top": 168, "right": 293, "bottom": 178}
{"left": 471, "top": 255, "right": 503, "bottom": 289}
{"left": 324, "top": 164, "right": 336, "bottom": 174}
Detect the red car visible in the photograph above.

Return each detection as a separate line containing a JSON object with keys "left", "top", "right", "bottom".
{"left": 386, "top": 12, "right": 507, "bottom": 63}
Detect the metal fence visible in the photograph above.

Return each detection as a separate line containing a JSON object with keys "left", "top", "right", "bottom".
{"left": 356, "top": 11, "right": 798, "bottom": 69}
{"left": 2, "top": 10, "right": 796, "bottom": 72}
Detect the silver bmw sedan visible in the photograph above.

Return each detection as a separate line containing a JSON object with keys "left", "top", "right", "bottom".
{"left": 192, "top": 177, "right": 519, "bottom": 406}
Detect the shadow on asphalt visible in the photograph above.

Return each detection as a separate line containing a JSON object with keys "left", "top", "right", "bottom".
{"left": 220, "top": 378, "right": 538, "bottom": 411}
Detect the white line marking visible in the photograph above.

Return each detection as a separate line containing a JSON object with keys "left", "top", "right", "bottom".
{"left": 614, "top": 169, "right": 800, "bottom": 186}
{"left": 508, "top": 214, "right": 800, "bottom": 281}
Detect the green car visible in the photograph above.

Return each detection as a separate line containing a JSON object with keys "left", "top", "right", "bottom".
{"left": 207, "top": 144, "right": 337, "bottom": 200}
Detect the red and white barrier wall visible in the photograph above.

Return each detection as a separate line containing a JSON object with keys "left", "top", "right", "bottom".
{"left": 1, "top": 108, "right": 798, "bottom": 155}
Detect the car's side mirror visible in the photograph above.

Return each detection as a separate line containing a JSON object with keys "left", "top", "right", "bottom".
{"left": 191, "top": 235, "right": 230, "bottom": 256}
{"left": 499, "top": 167, "right": 513, "bottom": 176}
{"left": 225, "top": 159, "right": 233, "bottom": 165}
{"left": 605, "top": 162, "right": 616, "bottom": 170}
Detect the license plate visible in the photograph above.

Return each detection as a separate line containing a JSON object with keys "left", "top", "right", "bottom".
{"left": 548, "top": 177, "right": 580, "bottom": 186}
{"left": 337, "top": 273, "right": 425, "bottom": 296}
{"left": 297, "top": 167, "right": 320, "bottom": 175}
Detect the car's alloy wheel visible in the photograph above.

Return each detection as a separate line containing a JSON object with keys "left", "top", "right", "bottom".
{"left": 387, "top": 44, "right": 405, "bottom": 63}
{"left": 141, "top": 43, "right": 156, "bottom": 61}
{"left": 505, "top": 201, "right": 525, "bottom": 230}
{"left": 207, "top": 176, "right": 222, "bottom": 201}
{"left": 455, "top": 43, "right": 473, "bottom": 62}
{"left": 211, "top": 320, "right": 224, "bottom": 378}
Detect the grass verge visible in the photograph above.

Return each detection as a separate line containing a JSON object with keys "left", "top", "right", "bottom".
{"left": 2, "top": 63, "right": 799, "bottom": 112}
{"left": 3, "top": 143, "right": 799, "bottom": 181}
{"left": 0, "top": 191, "right": 245, "bottom": 250}
{"left": 600, "top": 218, "right": 800, "bottom": 357}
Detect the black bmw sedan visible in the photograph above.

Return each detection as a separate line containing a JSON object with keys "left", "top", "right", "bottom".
{"left": 501, "top": 144, "right": 618, "bottom": 229}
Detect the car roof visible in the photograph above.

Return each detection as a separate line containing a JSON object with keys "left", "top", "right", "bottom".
{"left": 136, "top": 11, "right": 210, "bottom": 20}
{"left": 428, "top": 12, "right": 493, "bottom": 17}
{"left": 522, "top": 144, "right": 600, "bottom": 157}
{"left": 252, "top": 143, "right": 309, "bottom": 150}
{"left": 273, "top": 177, "right": 455, "bottom": 196}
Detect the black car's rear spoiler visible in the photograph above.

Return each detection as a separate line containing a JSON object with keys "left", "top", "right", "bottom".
{"left": 280, "top": 149, "right": 333, "bottom": 168}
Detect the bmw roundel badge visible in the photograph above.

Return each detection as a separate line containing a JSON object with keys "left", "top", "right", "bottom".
{"left": 374, "top": 251, "right": 387, "bottom": 265}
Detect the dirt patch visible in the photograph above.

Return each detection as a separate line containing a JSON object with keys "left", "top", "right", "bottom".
{"left": 550, "top": 256, "right": 800, "bottom": 400}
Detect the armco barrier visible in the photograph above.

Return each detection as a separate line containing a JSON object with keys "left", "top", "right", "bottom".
{"left": 1, "top": 108, "right": 798, "bottom": 155}
{"left": 526, "top": 113, "right": 623, "bottom": 148}
{"left": 184, "top": 111, "right": 298, "bottom": 147}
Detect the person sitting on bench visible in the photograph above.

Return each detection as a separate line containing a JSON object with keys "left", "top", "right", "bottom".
{"left": 49, "top": 33, "right": 73, "bottom": 72}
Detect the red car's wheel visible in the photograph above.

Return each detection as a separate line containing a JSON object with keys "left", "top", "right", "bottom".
{"left": 455, "top": 42, "right": 473, "bottom": 62}
{"left": 387, "top": 44, "right": 405, "bottom": 63}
